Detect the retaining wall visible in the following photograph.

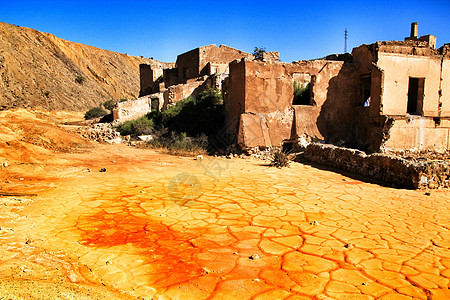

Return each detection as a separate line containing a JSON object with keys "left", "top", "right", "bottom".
{"left": 303, "top": 143, "right": 450, "bottom": 189}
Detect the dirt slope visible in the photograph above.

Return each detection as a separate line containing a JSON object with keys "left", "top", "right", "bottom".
{"left": 0, "top": 22, "right": 169, "bottom": 111}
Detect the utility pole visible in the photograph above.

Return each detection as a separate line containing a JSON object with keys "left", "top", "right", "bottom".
{"left": 344, "top": 28, "right": 348, "bottom": 53}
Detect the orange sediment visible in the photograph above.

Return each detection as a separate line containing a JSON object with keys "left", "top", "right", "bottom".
{"left": 0, "top": 111, "right": 449, "bottom": 299}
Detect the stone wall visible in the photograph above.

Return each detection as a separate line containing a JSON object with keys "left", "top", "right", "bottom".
{"left": 289, "top": 60, "right": 361, "bottom": 145}
{"left": 303, "top": 143, "right": 450, "bottom": 189}
{"left": 176, "top": 48, "right": 200, "bottom": 82}
{"left": 113, "top": 97, "right": 151, "bottom": 123}
{"left": 225, "top": 59, "right": 361, "bottom": 150}
{"left": 174, "top": 44, "right": 253, "bottom": 84}
{"left": 163, "top": 79, "right": 207, "bottom": 110}
{"left": 225, "top": 59, "right": 295, "bottom": 149}
{"left": 383, "top": 116, "right": 450, "bottom": 151}
{"left": 353, "top": 41, "right": 450, "bottom": 152}
{"left": 198, "top": 45, "right": 253, "bottom": 76}
{"left": 377, "top": 52, "right": 441, "bottom": 116}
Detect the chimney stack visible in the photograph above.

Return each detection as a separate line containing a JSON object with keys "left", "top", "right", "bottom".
{"left": 410, "top": 22, "right": 418, "bottom": 39}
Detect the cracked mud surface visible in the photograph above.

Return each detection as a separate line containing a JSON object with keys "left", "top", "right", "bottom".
{"left": 1, "top": 144, "right": 449, "bottom": 299}
{"left": 0, "top": 111, "right": 449, "bottom": 299}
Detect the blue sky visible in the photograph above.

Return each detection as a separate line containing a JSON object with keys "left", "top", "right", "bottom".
{"left": 1, "top": 0, "right": 449, "bottom": 62}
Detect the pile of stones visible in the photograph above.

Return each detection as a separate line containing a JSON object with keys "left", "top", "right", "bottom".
{"left": 76, "top": 123, "right": 128, "bottom": 144}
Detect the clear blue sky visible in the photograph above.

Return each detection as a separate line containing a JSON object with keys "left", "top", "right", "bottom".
{"left": 1, "top": 0, "right": 449, "bottom": 62}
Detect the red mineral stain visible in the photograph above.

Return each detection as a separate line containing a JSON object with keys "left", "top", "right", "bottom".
{"left": 77, "top": 210, "right": 205, "bottom": 287}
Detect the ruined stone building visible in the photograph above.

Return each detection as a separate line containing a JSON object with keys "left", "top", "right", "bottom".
{"left": 116, "top": 23, "right": 449, "bottom": 153}
{"left": 225, "top": 22, "right": 450, "bottom": 152}
{"left": 113, "top": 45, "right": 253, "bottom": 122}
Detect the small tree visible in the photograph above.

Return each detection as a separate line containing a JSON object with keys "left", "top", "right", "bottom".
{"left": 253, "top": 47, "right": 266, "bottom": 61}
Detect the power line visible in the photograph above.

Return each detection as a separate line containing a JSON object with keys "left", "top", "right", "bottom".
{"left": 344, "top": 28, "right": 348, "bottom": 53}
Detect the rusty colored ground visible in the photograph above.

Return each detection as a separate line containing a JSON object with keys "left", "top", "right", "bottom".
{"left": 0, "top": 110, "right": 450, "bottom": 299}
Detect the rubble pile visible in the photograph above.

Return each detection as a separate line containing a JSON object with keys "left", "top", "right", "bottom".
{"left": 76, "top": 123, "right": 127, "bottom": 144}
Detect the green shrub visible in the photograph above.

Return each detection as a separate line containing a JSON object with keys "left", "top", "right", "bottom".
{"left": 162, "top": 88, "right": 224, "bottom": 136}
{"left": 75, "top": 75, "right": 85, "bottom": 84}
{"left": 103, "top": 100, "right": 117, "bottom": 112}
{"left": 117, "top": 88, "right": 223, "bottom": 154}
{"left": 253, "top": 47, "right": 266, "bottom": 61}
{"left": 84, "top": 107, "right": 108, "bottom": 120}
{"left": 116, "top": 116, "right": 154, "bottom": 136}
{"left": 147, "top": 132, "right": 208, "bottom": 156}
{"left": 293, "top": 82, "right": 311, "bottom": 105}
{"left": 269, "top": 149, "right": 290, "bottom": 168}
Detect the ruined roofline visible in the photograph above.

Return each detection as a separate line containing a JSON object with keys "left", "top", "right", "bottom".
{"left": 352, "top": 40, "right": 445, "bottom": 58}
{"left": 176, "top": 44, "right": 251, "bottom": 57}
{"left": 139, "top": 62, "right": 175, "bottom": 69}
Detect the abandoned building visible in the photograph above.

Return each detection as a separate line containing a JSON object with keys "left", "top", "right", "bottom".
{"left": 113, "top": 44, "right": 254, "bottom": 122}
{"left": 225, "top": 22, "right": 449, "bottom": 153}
{"left": 114, "top": 23, "right": 449, "bottom": 153}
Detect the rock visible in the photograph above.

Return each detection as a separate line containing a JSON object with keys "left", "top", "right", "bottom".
{"left": 310, "top": 220, "right": 319, "bottom": 225}
{"left": 196, "top": 155, "right": 204, "bottom": 161}
{"left": 3, "top": 162, "right": 7, "bottom": 167}
{"left": 344, "top": 243, "right": 353, "bottom": 249}
{"left": 428, "top": 181, "right": 438, "bottom": 189}
{"left": 99, "top": 168, "right": 106, "bottom": 172}
{"left": 138, "top": 135, "right": 153, "bottom": 141}
{"left": 248, "top": 254, "right": 260, "bottom": 260}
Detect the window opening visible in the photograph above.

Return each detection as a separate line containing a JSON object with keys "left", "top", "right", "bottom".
{"left": 407, "top": 77, "right": 425, "bottom": 115}
{"left": 292, "top": 73, "right": 312, "bottom": 105}
{"left": 361, "top": 75, "right": 371, "bottom": 107}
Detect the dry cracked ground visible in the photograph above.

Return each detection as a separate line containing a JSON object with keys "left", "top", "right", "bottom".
{"left": 0, "top": 110, "right": 449, "bottom": 299}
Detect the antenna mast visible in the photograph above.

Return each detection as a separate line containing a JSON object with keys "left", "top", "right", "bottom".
{"left": 344, "top": 28, "right": 348, "bottom": 53}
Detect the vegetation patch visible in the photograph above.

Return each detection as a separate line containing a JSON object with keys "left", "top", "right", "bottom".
{"left": 293, "top": 82, "right": 311, "bottom": 105}
{"left": 146, "top": 132, "right": 208, "bottom": 156}
{"left": 116, "top": 115, "right": 154, "bottom": 137}
{"left": 269, "top": 149, "right": 290, "bottom": 168}
{"left": 102, "top": 100, "right": 117, "bottom": 112}
{"left": 84, "top": 106, "right": 108, "bottom": 120}
{"left": 115, "top": 88, "right": 224, "bottom": 155}
{"left": 75, "top": 75, "right": 85, "bottom": 84}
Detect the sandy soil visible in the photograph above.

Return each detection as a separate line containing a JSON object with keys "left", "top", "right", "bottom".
{"left": 0, "top": 109, "right": 449, "bottom": 299}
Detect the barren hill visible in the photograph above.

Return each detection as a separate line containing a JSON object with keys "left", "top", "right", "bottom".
{"left": 0, "top": 22, "right": 169, "bottom": 111}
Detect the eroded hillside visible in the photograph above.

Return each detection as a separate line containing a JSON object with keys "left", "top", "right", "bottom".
{"left": 0, "top": 22, "right": 169, "bottom": 111}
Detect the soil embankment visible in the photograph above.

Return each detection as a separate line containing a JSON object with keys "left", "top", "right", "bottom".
{"left": 0, "top": 22, "right": 169, "bottom": 111}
